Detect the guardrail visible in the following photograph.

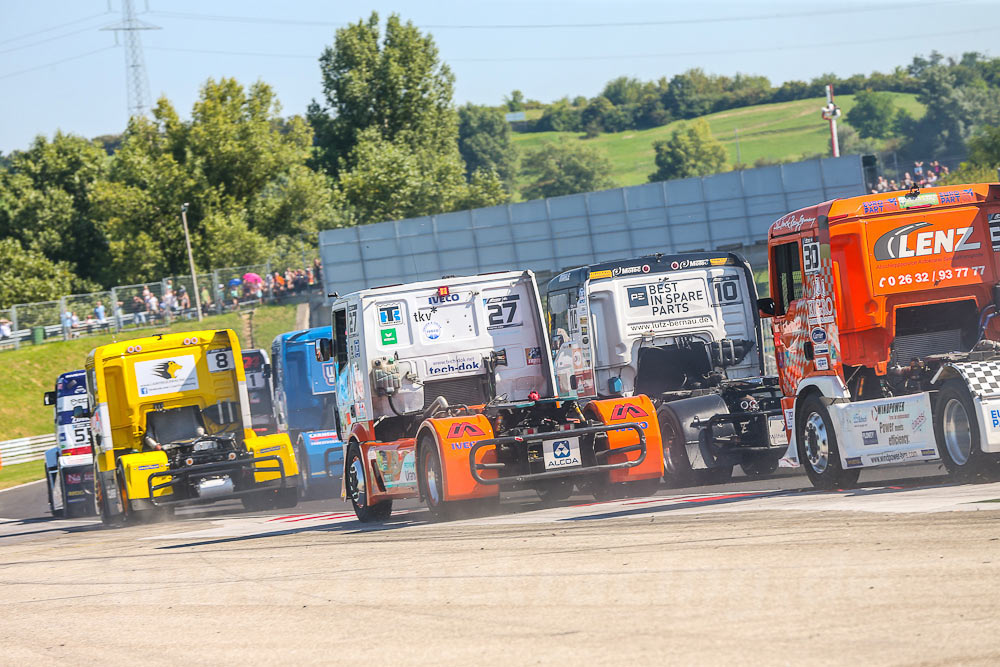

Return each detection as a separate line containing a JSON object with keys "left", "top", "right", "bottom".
{"left": 0, "top": 434, "right": 56, "bottom": 466}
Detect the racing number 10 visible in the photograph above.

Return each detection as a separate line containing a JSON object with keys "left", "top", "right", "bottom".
{"left": 487, "top": 301, "right": 517, "bottom": 326}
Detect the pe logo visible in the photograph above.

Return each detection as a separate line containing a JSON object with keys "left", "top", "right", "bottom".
{"left": 553, "top": 440, "right": 571, "bottom": 458}
{"left": 626, "top": 286, "right": 649, "bottom": 308}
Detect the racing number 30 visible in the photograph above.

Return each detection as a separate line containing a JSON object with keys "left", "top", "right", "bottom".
{"left": 487, "top": 301, "right": 517, "bottom": 326}
{"left": 802, "top": 240, "right": 821, "bottom": 274}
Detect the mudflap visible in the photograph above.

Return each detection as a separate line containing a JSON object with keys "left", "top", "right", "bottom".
{"left": 586, "top": 395, "right": 663, "bottom": 483}
{"left": 422, "top": 414, "right": 499, "bottom": 502}
{"left": 656, "top": 394, "right": 736, "bottom": 471}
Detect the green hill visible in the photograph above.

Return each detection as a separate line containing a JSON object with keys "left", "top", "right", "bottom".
{"left": 0, "top": 303, "right": 297, "bottom": 443}
{"left": 512, "top": 93, "right": 924, "bottom": 189}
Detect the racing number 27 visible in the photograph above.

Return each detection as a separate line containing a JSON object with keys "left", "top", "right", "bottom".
{"left": 487, "top": 302, "right": 517, "bottom": 326}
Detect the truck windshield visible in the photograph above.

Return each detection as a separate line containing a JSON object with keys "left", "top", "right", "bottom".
{"left": 773, "top": 242, "right": 803, "bottom": 315}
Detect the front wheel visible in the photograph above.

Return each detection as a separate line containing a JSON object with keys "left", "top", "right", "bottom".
{"left": 346, "top": 443, "right": 392, "bottom": 522}
{"left": 419, "top": 440, "right": 457, "bottom": 520}
{"left": 934, "top": 379, "right": 994, "bottom": 481}
{"left": 297, "top": 443, "right": 312, "bottom": 500}
{"left": 796, "top": 395, "right": 859, "bottom": 490}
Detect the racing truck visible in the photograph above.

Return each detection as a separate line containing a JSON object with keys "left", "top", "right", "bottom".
{"left": 766, "top": 182, "right": 1000, "bottom": 488}
{"left": 314, "top": 270, "right": 663, "bottom": 521}
{"left": 270, "top": 326, "right": 344, "bottom": 498}
{"left": 42, "top": 370, "right": 97, "bottom": 517}
{"left": 86, "top": 329, "right": 300, "bottom": 524}
{"left": 243, "top": 348, "right": 277, "bottom": 435}
{"left": 547, "top": 252, "right": 786, "bottom": 486}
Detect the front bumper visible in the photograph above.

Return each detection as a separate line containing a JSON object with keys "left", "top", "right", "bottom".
{"left": 145, "top": 455, "right": 292, "bottom": 507}
{"left": 469, "top": 423, "right": 646, "bottom": 485}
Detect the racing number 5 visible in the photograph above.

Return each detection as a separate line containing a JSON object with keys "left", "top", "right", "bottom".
{"left": 488, "top": 302, "right": 517, "bottom": 326}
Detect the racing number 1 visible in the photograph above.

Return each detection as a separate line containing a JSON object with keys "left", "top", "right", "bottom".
{"left": 488, "top": 302, "right": 517, "bottom": 326}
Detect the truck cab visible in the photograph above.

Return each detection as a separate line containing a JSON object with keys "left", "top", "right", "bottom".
{"left": 42, "top": 369, "right": 96, "bottom": 517}
{"left": 242, "top": 348, "right": 277, "bottom": 435}
{"left": 547, "top": 253, "right": 785, "bottom": 483}
{"left": 270, "top": 327, "right": 343, "bottom": 497}
{"left": 318, "top": 270, "right": 664, "bottom": 521}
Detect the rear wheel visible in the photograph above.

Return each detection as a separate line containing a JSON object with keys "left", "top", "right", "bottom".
{"left": 741, "top": 456, "right": 780, "bottom": 479}
{"left": 274, "top": 485, "right": 298, "bottom": 509}
{"left": 934, "top": 379, "right": 993, "bottom": 481}
{"left": 621, "top": 477, "right": 661, "bottom": 498}
{"left": 659, "top": 406, "right": 697, "bottom": 488}
{"left": 346, "top": 443, "right": 392, "bottom": 522}
{"left": 796, "top": 394, "right": 860, "bottom": 490}
{"left": 297, "top": 442, "right": 312, "bottom": 500}
{"left": 536, "top": 480, "right": 574, "bottom": 505}
{"left": 46, "top": 471, "right": 64, "bottom": 518}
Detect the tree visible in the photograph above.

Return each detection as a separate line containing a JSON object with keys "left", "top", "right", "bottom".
{"left": 846, "top": 90, "right": 897, "bottom": 139}
{"left": 0, "top": 238, "right": 76, "bottom": 306}
{"left": 457, "top": 104, "right": 518, "bottom": 187}
{"left": 308, "top": 12, "right": 457, "bottom": 176}
{"left": 521, "top": 142, "right": 614, "bottom": 200}
{"left": 601, "top": 76, "right": 645, "bottom": 106}
{"left": 504, "top": 90, "right": 525, "bottom": 112}
{"left": 537, "top": 99, "right": 582, "bottom": 133}
{"left": 648, "top": 119, "right": 728, "bottom": 182}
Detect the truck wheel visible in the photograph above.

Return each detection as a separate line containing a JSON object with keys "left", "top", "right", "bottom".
{"left": 346, "top": 443, "right": 392, "bottom": 522}
{"left": 741, "top": 457, "right": 780, "bottom": 479}
{"left": 46, "top": 471, "right": 64, "bottom": 518}
{"left": 658, "top": 405, "right": 696, "bottom": 488}
{"left": 274, "top": 485, "right": 298, "bottom": 509}
{"left": 241, "top": 491, "right": 274, "bottom": 511}
{"left": 621, "top": 477, "right": 660, "bottom": 498}
{"left": 697, "top": 466, "right": 733, "bottom": 485}
{"left": 536, "top": 480, "right": 574, "bottom": 505}
{"left": 419, "top": 441, "right": 452, "bottom": 520}
{"left": 934, "top": 379, "right": 990, "bottom": 481}
{"left": 297, "top": 443, "right": 312, "bottom": 500}
{"left": 796, "top": 395, "right": 860, "bottom": 490}
{"left": 95, "top": 472, "right": 116, "bottom": 526}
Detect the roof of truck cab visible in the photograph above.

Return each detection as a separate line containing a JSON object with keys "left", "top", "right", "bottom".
{"left": 547, "top": 251, "right": 748, "bottom": 293}
{"left": 336, "top": 270, "right": 534, "bottom": 304}
{"left": 87, "top": 329, "right": 237, "bottom": 365}
{"left": 768, "top": 182, "right": 998, "bottom": 239}
{"left": 274, "top": 326, "right": 332, "bottom": 347}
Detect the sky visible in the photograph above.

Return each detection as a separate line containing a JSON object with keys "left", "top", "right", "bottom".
{"left": 1, "top": 0, "right": 998, "bottom": 153}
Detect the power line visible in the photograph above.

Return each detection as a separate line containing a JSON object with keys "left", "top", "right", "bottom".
{"left": 102, "top": 0, "right": 160, "bottom": 118}
{"left": 146, "top": 1, "right": 962, "bottom": 30}
{"left": 0, "top": 45, "right": 115, "bottom": 81}
{"left": 144, "top": 24, "right": 1000, "bottom": 65}
{"left": 0, "top": 11, "right": 109, "bottom": 47}
{"left": 0, "top": 24, "right": 107, "bottom": 56}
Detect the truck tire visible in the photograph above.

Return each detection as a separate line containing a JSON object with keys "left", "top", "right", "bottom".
{"left": 536, "top": 480, "right": 574, "bottom": 505}
{"left": 658, "top": 397, "right": 735, "bottom": 488}
{"left": 934, "top": 379, "right": 993, "bottom": 481}
{"left": 796, "top": 394, "right": 859, "bottom": 490}
{"left": 296, "top": 442, "right": 312, "bottom": 500}
{"left": 96, "top": 471, "right": 118, "bottom": 526}
{"left": 274, "top": 485, "right": 298, "bottom": 509}
{"left": 419, "top": 439, "right": 458, "bottom": 520}
{"left": 46, "top": 471, "right": 64, "bottom": 518}
{"left": 346, "top": 443, "right": 392, "bottom": 522}
{"left": 741, "top": 456, "right": 780, "bottom": 479}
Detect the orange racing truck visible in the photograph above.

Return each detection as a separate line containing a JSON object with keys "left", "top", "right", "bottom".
{"left": 314, "top": 270, "right": 663, "bottom": 521}
{"left": 765, "top": 183, "right": 1000, "bottom": 488}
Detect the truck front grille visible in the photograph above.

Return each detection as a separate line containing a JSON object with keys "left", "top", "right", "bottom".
{"left": 422, "top": 377, "right": 487, "bottom": 409}
{"left": 891, "top": 328, "right": 965, "bottom": 364}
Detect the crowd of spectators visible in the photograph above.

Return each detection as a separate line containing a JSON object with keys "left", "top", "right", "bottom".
{"left": 872, "top": 160, "right": 950, "bottom": 194}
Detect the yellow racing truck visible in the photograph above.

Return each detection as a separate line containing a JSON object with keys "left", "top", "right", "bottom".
{"left": 86, "top": 329, "right": 299, "bottom": 524}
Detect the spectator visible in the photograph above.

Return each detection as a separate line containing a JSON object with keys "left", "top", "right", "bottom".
{"left": 131, "top": 295, "right": 148, "bottom": 325}
{"left": 925, "top": 169, "right": 938, "bottom": 186}
{"left": 0, "top": 318, "right": 11, "bottom": 340}
{"left": 94, "top": 300, "right": 107, "bottom": 327}
{"left": 913, "top": 161, "right": 924, "bottom": 181}
{"left": 902, "top": 172, "right": 914, "bottom": 189}
{"left": 114, "top": 300, "right": 124, "bottom": 331}
{"left": 70, "top": 311, "right": 81, "bottom": 338}
{"left": 178, "top": 286, "right": 191, "bottom": 314}
{"left": 161, "top": 289, "right": 175, "bottom": 324}
{"left": 146, "top": 292, "right": 159, "bottom": 322}
{"left": 313, "top": 258, "right": 323, "bottom": 285}
{"left": 61, "top": 307, "right": 73, "bottom": 339}
{"left": 200, "top": 285, "right": 213, "bottom": 313}
{"left": 888, "top": 179, "right": 898, "bottom": 191}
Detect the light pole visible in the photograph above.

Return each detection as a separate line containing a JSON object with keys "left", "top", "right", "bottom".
{"left": 820, "top": 84, "right": 841, "bottom": 158}
{"left": 180, "top": 203, "right": 203, "bottom": 322}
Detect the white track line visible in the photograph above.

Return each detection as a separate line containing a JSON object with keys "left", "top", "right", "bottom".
{"left": 0, "top": 478, "right": 45, "bottom": 494}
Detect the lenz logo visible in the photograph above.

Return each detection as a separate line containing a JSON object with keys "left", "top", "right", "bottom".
{"left": 873, "top": 222, "right": 979, "bottom": 261}
{"left": 447, "top": 422, "right": 485, "bottom": 439}
{"left": 610, "top": 403, "right": 648, "bottom": 420}
{"left": 626, "top": 286, "right": 649, "bottom": 308}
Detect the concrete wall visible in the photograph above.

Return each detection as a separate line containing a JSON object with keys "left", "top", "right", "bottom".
{"left": 319, "top": 154, "right": 866, "bottom": 298}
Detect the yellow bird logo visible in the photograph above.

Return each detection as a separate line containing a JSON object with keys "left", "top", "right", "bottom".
{"left": 153, "top": 360, "right": 182, "bottom": 379}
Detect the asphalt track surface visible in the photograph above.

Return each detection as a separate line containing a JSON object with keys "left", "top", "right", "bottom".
{"left": 2, "top": 462, "right": 1000, "bottom": 665}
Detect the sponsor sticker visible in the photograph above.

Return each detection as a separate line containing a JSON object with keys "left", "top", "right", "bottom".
{"left": 380, "top": 328, "right": 398, "bottom": 346}
{"left": 428, "top": 355, "right": 481, "bottom": 376}
{"left": 589, "top": 270, "right": 612, "bottom": 280}
{"left": 423, "top": 322, "right": 442, "bottom": 340}
{"left": 525, "top": 347, "right": 541, "bottom": 365}
{"left": 814, "top": 357, "right": 829, "bottom": 370}
{"left": 379, "top": 303, "right": 402, "bottom": 327}
{"left": 811, "top": 328, "right": 828, "bottom": 344}
{"left": 134, "top": 355, "right": 199, "bottom": 397}
{"left": 542, "top": 437, "right": 582, "bottom": 470}
{"left": 862, "top": 430, "right": 879, "bottom": 446}
{"left": 484, "top": 294, "right": 522, "bottom": 331}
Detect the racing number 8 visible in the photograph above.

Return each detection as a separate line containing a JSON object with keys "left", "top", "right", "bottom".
{"left": 488, "top": 302, "right": 517, "bottom": 326}
{"left": 215, "top": 352, "right": 229, "bottom": 369}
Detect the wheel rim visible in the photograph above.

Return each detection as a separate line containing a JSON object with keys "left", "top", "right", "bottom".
{"left": 348, "top": 455, "right": 366, "bottom": 506}
{"left": 661, "top": 421, "right": 682, "bottom": 476}
{"left": 424, "top": 451, "right": 441, "bottom": 506}
{"left": 803, "top": 411, "right": 830, "bottom": 474}
{"left": 943, "top": 398, "right": 973, "bottom": 466}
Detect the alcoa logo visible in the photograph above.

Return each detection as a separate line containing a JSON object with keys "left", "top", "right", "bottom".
{"left": 447, "top": 422, "right": 485, "bottom": 439}
{"left": 873, "top": 222, "right": 979, "bottom": 261}
{"left": 553, "top": 440, "right": 572, "bottom": 458}
{"left": 610, "top": 403, "right": 648, "bottom": 420}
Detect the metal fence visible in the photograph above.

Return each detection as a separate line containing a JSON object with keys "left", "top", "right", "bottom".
{"left": 0, "top": 258, "right": 319, "bottom": 352}
{"left": 0, "top": 434, "right": 56, "bottom": 466}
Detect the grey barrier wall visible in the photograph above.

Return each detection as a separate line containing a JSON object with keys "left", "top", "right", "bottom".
{"left": 319, "top": 154, "right": 867, "bottom": 298}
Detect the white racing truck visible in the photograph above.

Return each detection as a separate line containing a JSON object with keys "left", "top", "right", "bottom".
{"left": 546, "top": 252, "right": 787, "bottom": 484}
{"left": 315, "top": 270, "right": 663, "bottom": 521}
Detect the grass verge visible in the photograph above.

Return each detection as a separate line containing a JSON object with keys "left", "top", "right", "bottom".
{"left": 0, "top": 460, "right": 45, "bottom": 491}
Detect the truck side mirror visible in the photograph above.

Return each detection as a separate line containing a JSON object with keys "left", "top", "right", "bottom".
{"left": 757, "top": 297, "right": 776, "bottom": 317}
{"left": 43, "top": 391, "right": 56, "bottom": 406}
{"left": 73, "top": 405, "right": 90, "bottom": 419}
{"left": 315, "top": 338, "right": 334, "bottom": 362}
{"left": 263, "top": 363, "right": 272, "bottom": 379}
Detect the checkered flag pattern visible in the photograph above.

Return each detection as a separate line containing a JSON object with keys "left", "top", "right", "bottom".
{"left": 946, "top": 361, "right": 1000, "bottom": 399}
{"left": 777, "top": 254, "right": 841, "bottom": 397}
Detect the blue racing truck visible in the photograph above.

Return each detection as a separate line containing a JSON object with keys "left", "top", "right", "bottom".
{"left": 42, "top": 370, "right": 97, "bottom": 517}
{"left": 271, "top": 327, "right": 344, "bottom": 498}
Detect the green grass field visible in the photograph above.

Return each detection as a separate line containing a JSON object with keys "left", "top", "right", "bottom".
{"left": 512, "top": 93, "right": 924, "bottom": 189}
{"left": 0, "top": 303, "right": 297, "bottom": 443}
{"left": 0, "top": 460, "right": 47, "bottom": 491}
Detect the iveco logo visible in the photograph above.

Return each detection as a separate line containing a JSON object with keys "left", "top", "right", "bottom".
{"left": 873, "top": 222, "right": 980, "bottom": 261}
